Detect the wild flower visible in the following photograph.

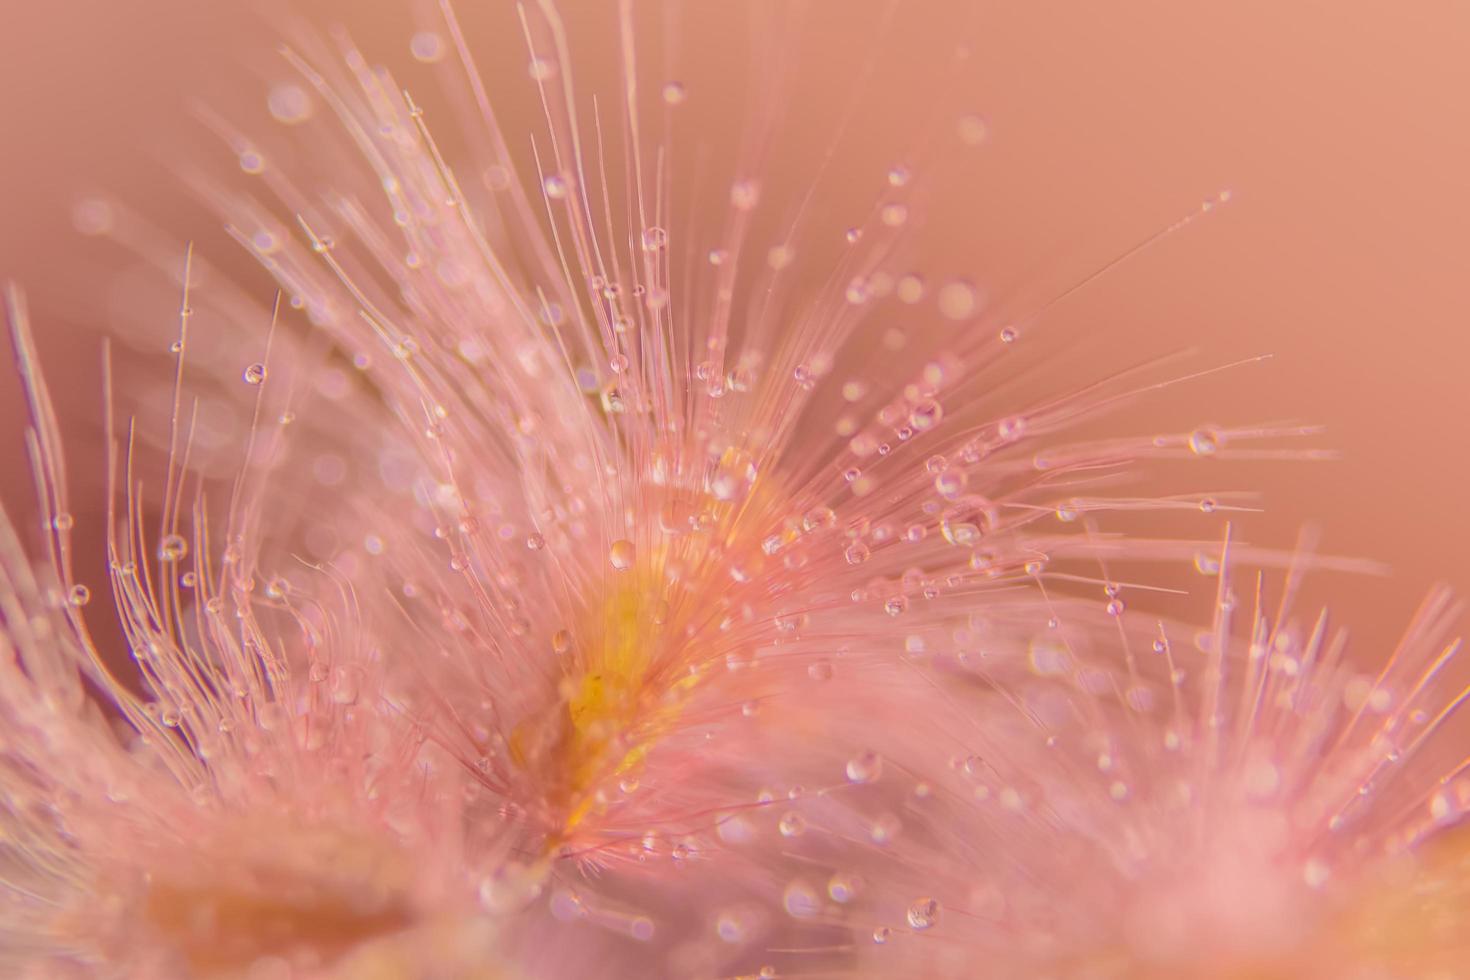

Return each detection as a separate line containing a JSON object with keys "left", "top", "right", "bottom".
{"left": 2, "top": 4, "right": 1465, "bottom": 978}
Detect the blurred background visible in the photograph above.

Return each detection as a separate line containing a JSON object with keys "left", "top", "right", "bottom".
{"left": 0, "top": 0, "right": 1466, "bottom": 658}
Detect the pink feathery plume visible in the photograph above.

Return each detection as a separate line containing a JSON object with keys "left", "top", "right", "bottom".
{"left": 2, "top": 2, "right": 1467, "bottom": 978}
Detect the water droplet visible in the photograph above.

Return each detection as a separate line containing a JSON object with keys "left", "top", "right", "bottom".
{"left": 937, "top": 279, "right": 979, "bottom": 320}
{"left": 934, "top": 469, "right": 967, "bottom": 500}
{"left": 410, "top": 31, "right": 445, "bottom": 62}
{"left": 999, "top": 326, "right": 1018, "bottom": 344}
{"left": 266, "top": 83, "right": 312, "bottom": 124}
{"left": 661, "top": 81, "right": 686, "bottom": 105}
{"left": 543, "top": 175, "right": 568, "bottom": 200}
{"left": 778, "top": 811, "right": 807, "bottom": 837}
{"left": 872, "top": 926, "right": 891, "bottom": 944}
{"left": 869, "top": 813, "right": 901, "bottom": 844}
{"left": 68, "top": 584, "right": 91, "bottom": 607}
{"left": 909, "top": 399, "right": 943, "bottom": 431}
{"left": 846, "top": 751, "right": 883, "bottom": 784}
{"left": 157, "top": 534, "right": 188, "bottom": 562}
{"left": 730, "top": 179, "right": 760, "bottom": 210}
{"left": 641, "top": 226, "right": 667, "bottom": 251}
{"left": 782, "top": 880, "right": 821, "bottom": 918}
{"left": 906, "top": 897, "right": 940, "bottom": 930}
{"left": 1188, "top": 427, "right": 1221, "bottom": 456}
{"left": 940, "top": 496, "right": 992, "bottom": 546}
{"left": 526, "top": 533, "right": 546, "bottom": 551}
{"left": 828, "top": 873, "right": 861, "bottom": 904}
{"left": 242, "top": 363, "right": 267, "bottom": 385}
{"left": 51, "top": 513, "right": 75, "bottom": 532}
{"left": 997, "top": 416, "right": 1026, "bottom": 442}
{"left": 609, "top": 539, "right": 635, "bottom": 571}
{"left": 238, "top": 149, "right": 265, "bottom": 174}
{"left": 844, "top": 542, "right": 870, "bottom": 565}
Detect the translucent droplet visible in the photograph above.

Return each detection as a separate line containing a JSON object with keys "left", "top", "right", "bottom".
{"left": 1188, "top": 427, "right": 1221, "bottom": 456}
{"left": 999, "top": 326, "right": 1018, "bottom": 344}
{"left": 940, "top": 496, "right": 992, "bottom": 546}
{"left": 641, "top": 226, "right": 667, "bottom": 251}
{"left": 410, "top": 31, "right": 445, "bottom": 63}
{"left": 846, "top": 751, "right": 883, "bottom": 784}
{"left": 543, "top": 175, "right": 568, "bottom": 200}
{"left": 778, "top": 811, "right": 807, "bottom": 837}
{"left": 157, "top": 534, "right": 188, "bottom": 562}
{"left": 51, "top": 513, "right": 75, "bottom": 532}
{"left": 238, "top": 149, "right": 265, "bottom": 174}
{"left": 934, "top": 469, "right": 967, "bottom": 500}
{"left": 909, "top": 399, "right": 943, "bottom": 431}
{"left": 937, "top": 279, "right": 979, "bottom": 320}
{"left": 242, "top": 363, "right": 267, "bottom": 385}
{"left": 906, "top": 897, "right": 940, "bottom": 930}
{"left": 266, "top": 83, "right": 312, "bottom": 124}
{"left": 609, "top": 539, "right": 635, "bottom": 571}
{"left": 873, "top": 926, "right": 891, "bottom": 944}
{"left": 67, "top": 584, "right": 91, "bottom": 607}
{"left": 996, "top": 416, "right": 1026, "bottom": 442}
{"left": 661, "top": 81, "right": 686, "bottom": 105}
{"left": 730, "top": 179, "right": 760, "bottom": 210}
{"left": 828, "top": 873, "right": 860, "bottom": 903}
{"left": 782, "top": 880, "right": 820, "bottom": 917}
{"left": 844, "top": 542, "right": 870, "bottom": 565}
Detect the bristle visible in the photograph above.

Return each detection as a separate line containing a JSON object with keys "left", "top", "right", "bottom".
{"left": 1, "top": 4, "right": 1465, "bottom": 978}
